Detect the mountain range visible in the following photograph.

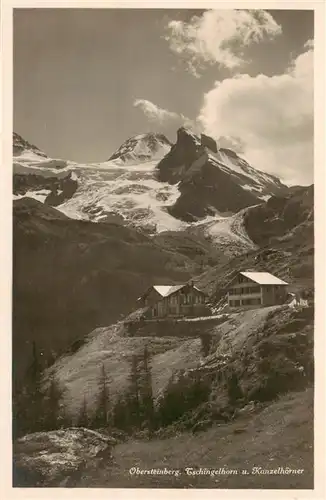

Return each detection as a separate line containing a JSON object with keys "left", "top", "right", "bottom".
{"left": 13, "top": 128, "right": 289, "bottom": 230}
{"left": 12, "top": 127, "right": 314, "bottom": 489}
{"left": 12, "top": 129, "right": 314, "bottom": 383}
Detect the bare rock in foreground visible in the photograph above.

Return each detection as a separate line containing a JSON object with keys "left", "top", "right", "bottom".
{"left": 13, "top": 427, "right": 116, "bottom": 487}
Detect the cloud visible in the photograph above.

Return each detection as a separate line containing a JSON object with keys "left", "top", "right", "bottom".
{"left": 197, "top": 40, "right": 314, "bottom": 185}
{"left": 165, "top": 9, "right": 282, "bottom": 77}
{"left": 134, "top": 99, "right": 180, "bottom": 123}
{"left": 134, "top": 98, "right": 195, "bottom": 129}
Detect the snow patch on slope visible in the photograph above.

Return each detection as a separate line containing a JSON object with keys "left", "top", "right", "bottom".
{"left": 13, "top": 145, "right": 75, "bottom": 180}
{"left": 194, "top": 208, "right": 258, "bottom": 256}
{"left": 207, "top": 151, "right": 276, "bottom": 200}
{"left": 13, "top": 190, "right": 52, "bottom": 203}
{"left": 58, "top": 160, "right": 187, "bottom": 233}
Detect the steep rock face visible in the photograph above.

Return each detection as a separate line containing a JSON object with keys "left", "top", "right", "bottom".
{"left": 243, "top": 185, "right": 314, "bottom": 246}
{"left": 156, "top": 128, "right": 289, "bottom": 221}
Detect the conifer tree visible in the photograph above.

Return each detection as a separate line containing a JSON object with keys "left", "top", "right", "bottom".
{"left": 13, "top": 342, "right": 69, "bottom": 436}
{"left": 77, "top": 395, "right": 89, "bottom": 428}
{"left": 125, "top": 354, "right": 141, "bottom": 429}
{"left": 140, "top": 346, "right": 155, "bottom": 430}
{"left": 92, "top": 364, "right": 111, "bottom": 428}
{"left": 112, "top": 395, "right": 129, "bottom": 431}
{"left": 157, "top": 371, "right": 187, "bottom": 426}
{"left": 43, "top": 375, "right": 64, "bottom": 431}
{"left": 200, "top": 333, "right": 213, "bottom": 357}
{"left": 23, "top": 341, "right": 46, "bottom": 433}
{"left": 227, "top": 371, "right": 243, "bottom": 405}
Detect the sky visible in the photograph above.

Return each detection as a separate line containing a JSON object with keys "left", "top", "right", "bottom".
{"left": 13, "top": 8, "right": 314, "bottom": 185}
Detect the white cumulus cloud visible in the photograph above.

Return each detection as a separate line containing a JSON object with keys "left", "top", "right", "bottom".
{"left": 165, "top": 9, "right": 282, "bottom": 77}
{"left": 134, "top": 99, "right": 195, "bottom": 129}
{"left": 197, "top": 41, "right": 314, "bottom": 185}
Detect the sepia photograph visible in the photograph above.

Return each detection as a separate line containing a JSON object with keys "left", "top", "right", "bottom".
{"left": 7, "top": 4, "right": 318, "bottom": 491}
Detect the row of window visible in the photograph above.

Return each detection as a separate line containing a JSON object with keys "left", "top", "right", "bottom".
{"left": 229, "top": 286, "right": 261, "bottom": 295}
{"left": 242, "top": 298, "right": 261, "bottom": 306}
{"left": 169, "top": 294, "right": 205, "bottom": 305}
{"left": 237, "top": 276, "right": 251, "bottom": 283}
{"left": 229, "top": 298, "right": 261, "bottom": 307}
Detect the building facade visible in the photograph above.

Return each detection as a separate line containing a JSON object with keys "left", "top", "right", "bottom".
{"left": 138, "top": 283, "right": 209, "bottom": 319}
{"left": 227, "top": 271, "right": 288, "bottom": 309}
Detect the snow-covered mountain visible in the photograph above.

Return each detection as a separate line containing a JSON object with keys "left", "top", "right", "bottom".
{"left": 12, "top": 131, "right": 313, "bottom": 385}
{"left": 13, "top": 132, "right": 78, "bottom": 205}
{"left": 12, "top": 129, "right": 291, "bottom": 248}
{"left": 108, "top": 132, "right": 172, "bottom": 164}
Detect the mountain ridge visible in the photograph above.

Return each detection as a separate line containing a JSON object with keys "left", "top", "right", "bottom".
{"left": 12, "top": 128, "right": 295, "bottom": 236}
{"left": 156, "top": 127, "right": 289, "bottom": 221}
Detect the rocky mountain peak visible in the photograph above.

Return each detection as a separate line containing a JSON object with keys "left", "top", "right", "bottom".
{"left": 156, "top": 128, "right": 290, "bottom": 221}
{"left": 13, "top": 132, "right": 48, "bottom": 158}
{"left": 108, "top": 132, "right": 172, "bottom": 164}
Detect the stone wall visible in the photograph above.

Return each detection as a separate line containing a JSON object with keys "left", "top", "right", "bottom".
{"left": 124, "top": 316, "right": 227, "bottom": 337}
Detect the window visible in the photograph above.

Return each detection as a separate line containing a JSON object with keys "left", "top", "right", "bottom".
{"left": 242, "top": 298, "right": 261, "bottom": 306}
{"left": 230, "top": 299, "right": 241, "bottom": 307}
{"left": 247, "top": 286, "right": 260, "bottom": 294}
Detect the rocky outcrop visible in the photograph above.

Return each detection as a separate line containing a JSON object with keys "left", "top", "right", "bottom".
{"left": 13, "top": 172, "right": 78, "bottom": 206}
{"left": 156, "top": 128, "right": 289, "bottom": 221}
{"left": 13, "top": 132, "right": 48, "bottom": 158}
{"left": 243, "top": 185, "right": 314, "bottom": 246}
{"left": 13, "top": 427, "right": 116, "bottom": 487}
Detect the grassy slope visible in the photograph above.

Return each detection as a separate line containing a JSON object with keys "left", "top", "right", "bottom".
{"left": 50, "top": 308, "right": 272, "bottom": 417}
{"left": 50, "top": 322, "right": 205, "bottom": 417}
{"left": 13, "top": 198, "right": 200, "bottom": 381}
{"left": 75, "top": 388, "right": 313, "bottom": 489}
{"left": 51, "top": 305, "right": 312, "bottom": 420}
